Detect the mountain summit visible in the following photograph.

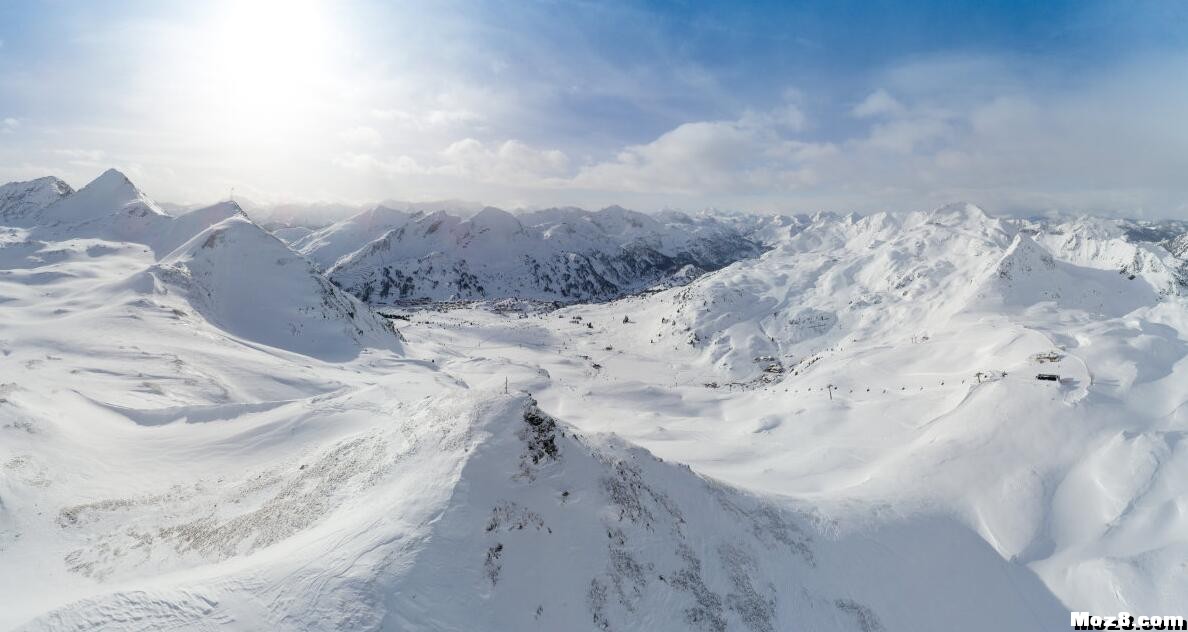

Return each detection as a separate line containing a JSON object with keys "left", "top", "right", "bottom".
{"left": 0, "top": 176, "right": 74, "bottom": 225}
{"left": 155, "top": 215, "right": 402, "bottom": 360}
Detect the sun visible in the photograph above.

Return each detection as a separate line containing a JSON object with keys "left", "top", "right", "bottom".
{"left": 208, "top": 0, "right": 336, "bottom": 138}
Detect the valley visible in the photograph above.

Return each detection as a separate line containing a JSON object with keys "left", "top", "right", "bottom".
{"left": 2, "top": 171, "right": 1187, "bottom": 630}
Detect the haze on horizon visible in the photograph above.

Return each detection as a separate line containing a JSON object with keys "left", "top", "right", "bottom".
{"left": 1, "top": 0, "right": 1187, "bottom": 216}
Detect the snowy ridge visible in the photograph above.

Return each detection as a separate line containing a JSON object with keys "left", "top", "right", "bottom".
{"left": 327, "top": 206, "right": 760, "bottom": 303}
{"left": 4, "top": 386, "right": 1063, "bottom": 631}
{"left": 154, "top": 215, "right": 401, "bottom": 360}
{"left": 290, "top": 205, "right": 418, "bottom": 269}
{"left": 5, "top": 170, "right": 1188, "bottom": 630}
{"left": 624, "top": 203, "right": 1185, "bottom": 381}
{"left": 33, "top": 169, "right": 169, "bottom": 238}
{"left": 507, "top": 201, "right": 1188, "bottom": 619}
{"left": 637, "top": 203, "right": 1014, "bottom": 379}
{"left": 154, "top": 201, "right": 250, "bottom": 257}
{"left": 0, "top": 176, "right": 74, "bottom": 225}
{"left": 13, "top": 170, "right": 248, "bottom": 258}
{"left": 973, "top": 233, "right": 1157, "bottom": 314}
{"left": 271, "top": 225, "right": 314, "bottom": 244}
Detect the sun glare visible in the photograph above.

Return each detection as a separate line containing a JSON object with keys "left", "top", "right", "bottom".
{"left": 208, "top": 0, "right": 336, "bottom": 139}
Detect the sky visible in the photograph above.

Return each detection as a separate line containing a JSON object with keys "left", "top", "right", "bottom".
{"left": 1, "top": 0, "right": 1187, "bottom": 216}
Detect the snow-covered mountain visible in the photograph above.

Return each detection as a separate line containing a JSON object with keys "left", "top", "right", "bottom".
{"left": 510, "top": 202, "right": 1188, "bottom": 620}
{"left": 623, "top": 203, "right": 1184, "bottom": 380}
{"left": 153, "top": 215, "right": 401, "bottom": 360}
{"left": 290, "top": 205, "right": 419, "bottom": 270}
{"left": 0, "top": 176, "right": 74, "bottom": 225}
{"left": 327, "top": 205, "right": 760, "bottom": 303}
{"left": 19, "top": 168, "right": 174, "bottom": 247}
{"left": 271, "top": 225, "right": 315, "bottom": 244}
{"left": 713, "top": 210, "right": 814, "bottom": 247}
{"left": 0, "top": 169, "right": 402, "bottom": 362}
{"left": 6, "top": 171, "right": 1188, "bottom": 630}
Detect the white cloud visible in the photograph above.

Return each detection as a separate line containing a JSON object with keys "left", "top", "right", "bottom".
{"left": 861, "top": 116, "right": 952, "bottom": 153}
{"left": 425, "top": 109, "right": 484, "bottom": 128}
{"left": 53, "top": 148, "right": 107, "bottom": 164}
{"left": 333, "top": 153, "right": 425, "bottom": 176}
{"left": 572, "top": 101, "right": 825, "bottom": 195}
{"left": 739, "top": 103, "right": 806, "bottom": 132}
{"left": 438, "top": 139, "right": 569, "bottom": 183}
{"left": 333, "top": 139, "right": 568, "bottom": 187}
{"left": 1, "top": 117, "right": 18, "bottom": 133}
{"left": 852, "top": 89, "right": 905, "bottom": 118}
{"left": 544, "top": 55, "right": 1188, "bottom": 214}
{"left": 368, "top": 107, "right": 484, "bottom": 130}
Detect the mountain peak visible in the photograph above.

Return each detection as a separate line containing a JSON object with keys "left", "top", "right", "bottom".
{"left": 0, "top": 175, "right": 75, "bottom": 224}
{"left": 927, "top": 202, "right": 990, "bottom": 225}
{"left": 158, "top": 215, "right": 401, "bottom": 360}
{"left": 998, "top": 232, "right": 1056, "bottom": 275}
{"left": 93, "top": 167, "right": 133, "bottom": 185}
{"left": 469, "top": 206, "right": 524, "bottom": 234}
{"left": 80, "top": 168, "right": 146, "bottom": 202}
{"left": 46, "top": 167, "right": 159, "bottom": 220}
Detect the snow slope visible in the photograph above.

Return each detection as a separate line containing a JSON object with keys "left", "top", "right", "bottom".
{"left": 289, "top": 205, "right": 418, "bottom": 270}
{"left": 154, "top": 201, "right": 250, "bottom": 256}
{"left": 270, "top": 225, "right": 315, "bottom": 244}
{"left": 388, "top": 202, "right": 1187, "bottom": 621}
{"left": 0, "top": 177, "right": 74, "bottom": 225}
{"left": 29, "top": 169, "right": 171, "bottom": 245}
{"left": 4, "top": 178, "right": 1188, "bottom": 630}
{"left": 327, "top": 206, "right": 760, "bottom": 303}
{"left": 153, "top": 215, "right": 401, "bottom": 360}
{"left": 1, "top": 372, "right": 1062, "bottom": 631}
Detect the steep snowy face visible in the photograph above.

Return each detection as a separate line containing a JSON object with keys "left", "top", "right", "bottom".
{"left": 1023, "top": 217, "right": 1186, "bottom": 298}
{"left": 155, "top": 215, "right": 401, "bottom": 360}
{"left": 638, "top": 204, "right": 1014, "bottom": 379}
{"left": 993, "top": 232, "right": 1057, "bottom": 278}
{"left": 38, "top": 168, "right": 163, "bottom": 224}
{"left": 1164, "top": 232, "right": 1188, "bottom": 258}
{"left": 6, "top": 388, "right": 1063, "bottom": 631}
{"left": 291, "top": 205, "right": 418, "bottom": 269}
{"left": 716, "top": 212, "right": 811, "bottom": 247}
{"left": 2, "top": 171, "right": 278, "bottom": 262}
{"left": 327, "top": 206, "right": 761, "bottom": 303}
{"left": 627, "top": 203, "right": 1183, "bottom": 381}
{"left": 0, "top": 176, "right": 74, "bottom": 225}
{"left": 271, "top": 225, "right": 315, "bottom": 244}
{"left": 373, "top": 396, "right": 1061, "bottom": 632}
{"left": 25, "top": 169, "right": 171, "bottom": 244}
{"left": 154, "top": 200, "right": 248, "bottom": 257}
{"left": 972, "top": 232, "right": 1161, "bottom": 314}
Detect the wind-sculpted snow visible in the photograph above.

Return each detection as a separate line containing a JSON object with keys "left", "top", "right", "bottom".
{"left": 326, "top": 205, "right": 761, "bottom": 303}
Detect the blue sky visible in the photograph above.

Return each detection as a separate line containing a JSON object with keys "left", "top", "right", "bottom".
{"left": 2, "top": 0, "right": 1187, "bottom": 215}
